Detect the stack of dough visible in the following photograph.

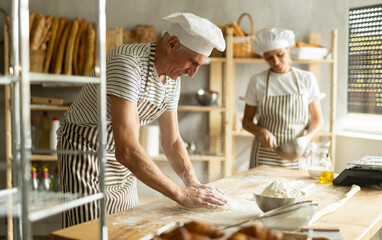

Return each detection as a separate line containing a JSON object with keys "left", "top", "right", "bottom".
{"left": 28, "top": 12, "right": 96, "bottom": 75}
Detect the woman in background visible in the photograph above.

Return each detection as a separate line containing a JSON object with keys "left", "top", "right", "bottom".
{"left": 242, "top": 28, "right": 323, "bottom": 169}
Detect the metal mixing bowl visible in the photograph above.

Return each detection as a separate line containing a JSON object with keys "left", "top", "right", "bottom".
{"left": 254, "top": 192, "right": 306, "bottom": 213}
{"left": 260, "top": 200, "right": 317, "bottom": 231}
{"left": 195, "top": 89, "right": 218, "bottom": 106}
{"left": 274, "top": 136, "right": 309, "bottom": 160}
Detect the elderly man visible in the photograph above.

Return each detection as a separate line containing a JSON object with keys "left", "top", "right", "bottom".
{"left": 58, "top": 12, "right": 227, "bottom": 227}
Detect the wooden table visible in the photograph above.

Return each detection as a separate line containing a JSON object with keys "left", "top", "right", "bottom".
{"left": 50, "top": 166, "right": 382, "bottom": 240}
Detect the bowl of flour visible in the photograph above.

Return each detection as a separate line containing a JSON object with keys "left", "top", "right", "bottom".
{"left": 254, "top": 180, "right": 305, "bottom": 212}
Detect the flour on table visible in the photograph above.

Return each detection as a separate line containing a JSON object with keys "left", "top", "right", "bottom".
{"left": 260, "top": 180, "right": 304, "bottom": 198}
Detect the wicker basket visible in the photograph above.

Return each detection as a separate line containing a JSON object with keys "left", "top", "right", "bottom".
{"left": 30, "top": 50, "right": 46, "bottom": 73}
{"left": 233, "top": 13, "right": 257, "bottom": 58}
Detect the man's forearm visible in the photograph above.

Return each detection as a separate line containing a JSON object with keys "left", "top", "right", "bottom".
{"left": 162, "top": 137, "right": 200, "bottom": 187}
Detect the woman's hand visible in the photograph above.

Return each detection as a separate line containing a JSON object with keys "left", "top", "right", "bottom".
{"left": 176, "top": 185, "right": 229, "bottom": 209}
{"left": 258, "top": 128, "right": 278, "bottom": 150}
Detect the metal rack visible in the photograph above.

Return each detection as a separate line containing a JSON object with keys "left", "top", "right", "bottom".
{"left": 1, "top": 0, "right": 108, "bottom": 239}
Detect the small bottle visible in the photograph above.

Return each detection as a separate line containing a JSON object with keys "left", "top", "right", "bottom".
{"left": 31, "top": 166, "right": 39, "bottom": 191}
{"left": 38, "top": 111, "right": 51, "bottom": 150}
{"left": 51, "top": 166, "right": 60, "bottom": 192}
{"left": 319, "top": 154, "right": 334, "bottom": 184}
{"left": 39, "top": 166, "right": 51, "bottom": 191}
{"left": 50, "top": 117, "right": 60, "bottom": 151}
{"left": 31, "top": 118, "right": 37, "bottom": 150}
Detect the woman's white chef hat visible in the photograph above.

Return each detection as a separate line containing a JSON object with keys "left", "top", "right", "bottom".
{"left": 253, "top": 28, "right": 295, "bottom": 56}
{"left": 162, "top": 12, "right": 226, "bottom": 56}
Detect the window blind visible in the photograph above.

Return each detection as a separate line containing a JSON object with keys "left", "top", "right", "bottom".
{"left": 348, "top": 4, "right": 382, "bottom": 114}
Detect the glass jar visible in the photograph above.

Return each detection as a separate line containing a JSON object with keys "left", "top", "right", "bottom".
{"left": 307, "top": 141, "right": 331, "bottom": 179}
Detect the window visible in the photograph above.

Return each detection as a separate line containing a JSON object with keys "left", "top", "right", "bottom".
{"left": 348, "top": 4, "right": 382, "bottom": 115}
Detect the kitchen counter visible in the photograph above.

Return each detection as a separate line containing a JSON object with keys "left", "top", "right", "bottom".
{"left": 49, "top": 166, "right": 382, "bottom": 240}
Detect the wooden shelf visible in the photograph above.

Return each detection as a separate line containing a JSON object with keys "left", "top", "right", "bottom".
{"left": 232, "top": 130, "right": 253, "bottom": 137}
{"left": 30, "top": 104, "right": 69, "bottom": 111}
{"left": 178, "top": 105, "right": 225, "bottom": 112}
{"left": 30, "top": 154, "right": 58, "bottom": 161}
{"left": 209, "top": 57, "right": 334, "bottom": 64}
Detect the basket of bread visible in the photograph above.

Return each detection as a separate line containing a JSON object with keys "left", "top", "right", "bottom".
{"left": 231, "top": 12, "right": 257, "bottom": 58}
{"left": 215, "top": 13, "right": 259, "bottom": 58}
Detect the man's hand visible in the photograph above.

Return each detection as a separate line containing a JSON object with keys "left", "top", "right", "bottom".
{"left": 176, "top": 185, "right": 229, "bottom": 209}
{"left": 258, "top": 128, "right": 277, "bottom": 150}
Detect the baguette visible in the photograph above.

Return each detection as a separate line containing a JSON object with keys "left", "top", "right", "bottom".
{"left": 39, "top": 30, "right": 51, "bottom": 50}
{"left": 43, "top": 17, "right": 58, "bottom": 73}
{"left": 73, "top": 19, "right": 88, "bottom": 75}
{"left": 64, "top": 18, "right": 79, "bottom": 75}
{"left": 51, "top": 17, "right": 68, "bottom": 72}
{"left": 30, "top": 14, "right": 45, "bottom": 50}
{"left": 38, "top": 15, "right": 53, "bottom": 49}
{"left": 78, "top": 25, "right": 87, "bottom": 75}
{"left": 29, "top": 11, "right": 35, "bottom": 32}
{"left": 231, "top": 21, "right": 245, "bottom": 37}
{"left": 6, "top": 16, "right": 10, "bottom": 30}
{"left": 82, "top": 25, "right": 95, "bottom": 76}
{"left": 53, "top": 21, "right": 72, "bottom": 74}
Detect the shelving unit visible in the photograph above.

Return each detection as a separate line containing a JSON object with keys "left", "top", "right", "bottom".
{"left": 2, "top": 0, "right": 108, "bottom": 239}
{"left": 210, "top": 28, "right": 338, "bottom": 176}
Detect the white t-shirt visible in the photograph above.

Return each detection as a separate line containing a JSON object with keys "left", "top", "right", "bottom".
{"left": 244, "top": 67, "right": 321, "bottom": 107}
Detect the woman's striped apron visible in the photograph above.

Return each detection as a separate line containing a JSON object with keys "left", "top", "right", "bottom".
{"left": 59, "top": 49, "right": 170, "bottom": 228}
{"left": 249, "top": 69, "right": 309, "bottom": 169}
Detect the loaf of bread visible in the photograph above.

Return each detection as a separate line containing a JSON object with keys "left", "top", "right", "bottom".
{"left": 64, "top": 18, "right": 79, "bottom": 75}
{"left": 51, "top": 17, "right": 68, "bottom": 72}
{"left": 44, "top": 17, "right": 58, "bottom": 73}
{"left": 30, "top": 14, "right": 45, "bottom": 50}
{"left": 82, "top": 24, "right": 95, "bottom": 76}
{"left": 53, "top": 21, "right": 72, "bottom": 74}
{"left": 73, "top": 19, "right": 88, "bottom": 75}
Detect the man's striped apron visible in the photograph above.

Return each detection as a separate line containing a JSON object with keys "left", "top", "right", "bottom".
{"left": 249, "top": 69, "right": 309, "bottom": 169}
{"left": 59, "top": 49, "right": 170, "bottom": 228}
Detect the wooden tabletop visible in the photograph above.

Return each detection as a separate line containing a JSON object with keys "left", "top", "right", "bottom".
{"left": 49, "top": 166, "right": 382, "bottom": 240}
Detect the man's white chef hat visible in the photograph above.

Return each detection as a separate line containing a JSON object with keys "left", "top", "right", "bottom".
{"left": 253, "top": 28, "right": 295, "bottom": 56}
{"left": 162, "top": 12, "right": 226, "bottom": 56}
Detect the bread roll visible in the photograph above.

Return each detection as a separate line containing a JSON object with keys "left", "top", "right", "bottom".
{"left": 73, "top": 19, "right": 88, "bottom": 75}
{"left": 30, "top": 14, "right": 45, "bottom": 50}
{"left": 51, "top": 17, "right": 67, "bottom": 72}
{"left": 64, "top": 18, "right": 79, "bottom": 75}
{"left": 44, "top": 17, "right": 58, "bottom": 73}
{"left": 82, "top": 25, "right": 95, "bottom": 76}
{"left": 184, "top": 221, "right": 224, "bottom": 238}
{"left": 53, "top": 21, "right": 72, "bottom": 74}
